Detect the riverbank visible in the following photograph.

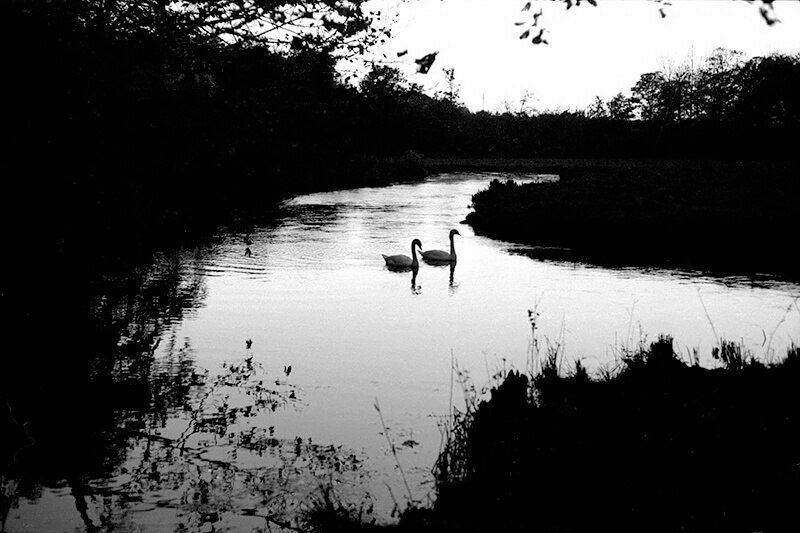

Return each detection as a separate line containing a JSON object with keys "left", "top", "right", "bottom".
{"left": 428, "top": 336, "right": 799, "bottom": 532}
{"left": 419, "top": 156, "right": 698, "bottom": 174}
{"left": 308, "top": 336, "right": 800, "bottom": 532}
{"left": 420, "top": 157, "right": 573, "bottom": 174}
{"left": 432, "top": 158, "right": 800, "bottom": 280}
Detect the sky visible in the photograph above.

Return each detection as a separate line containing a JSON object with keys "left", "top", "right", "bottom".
{"left": 361, "top": 0, "right": 800, "bottom": 113}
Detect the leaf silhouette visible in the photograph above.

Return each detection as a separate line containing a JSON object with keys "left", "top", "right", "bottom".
{"left": 414, "top": 52, "right": 439, "bottom": 74}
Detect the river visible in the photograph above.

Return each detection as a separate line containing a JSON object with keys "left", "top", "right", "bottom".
{"left": 4, "top": 172, "right": 798, "bottom": 532}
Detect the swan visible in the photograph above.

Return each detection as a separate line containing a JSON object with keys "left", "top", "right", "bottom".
{"left": 421, "top": 229, "right": 460, "bottom": 262}
{"left": 382, "top": 239, "right": 422, "bottom": 268}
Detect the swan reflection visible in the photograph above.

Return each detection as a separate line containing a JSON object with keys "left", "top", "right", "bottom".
{"left": 449, "top": 262, "right": 459, "bottom": 294}
{"left": 384, "top": 264, "right": 422, "bottom": 295}
{"left": 415, "top": 257, "right": 459, "bottom": 293}
{"left": 411, "top": 266, "right": 421, "bottom": 295}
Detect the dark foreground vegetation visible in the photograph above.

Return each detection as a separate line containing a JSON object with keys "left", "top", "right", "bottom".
{"left": 310, "top": 337, "right": 800, "bottom": 533}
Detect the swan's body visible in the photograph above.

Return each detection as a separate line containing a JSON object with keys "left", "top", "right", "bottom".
{"left": 421, "top": 229, "right": 460, "bottom": 262}
{"left": 382, "top": 239, "right": 422, "bottom": 268}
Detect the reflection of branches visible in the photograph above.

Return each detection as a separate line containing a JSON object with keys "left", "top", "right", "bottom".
{"left": 3, "top": 246, "right": 373, "bottom": 531}
{"left": 99, "top": 425, "right": 366, "bottom": 531}
{"left": 169, "top": 354, "right": 302, "bottom": 450}
{"left": 70, "top": 477, "right": 99, "bottom": 533}
{"left": 91, "top": 251, "right": 209, "bottom": 399}
{"left": 82, "top": 352, "right": 369, "bottom": 531}
{"left": 3, "top": 246, "right": 374, "bottom": 531}
{"left": 3, "top": 249, "right": 215, "bottom": 530}
{"left": 4, "top": 400, "right": 34, "bottom": 464}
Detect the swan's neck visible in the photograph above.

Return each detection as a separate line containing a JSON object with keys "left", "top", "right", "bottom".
{"left": 411, "top": 244, "right": 419, "bottom": 264}
{"left": 449, "top": 235, "right": 457, "bottom": 257}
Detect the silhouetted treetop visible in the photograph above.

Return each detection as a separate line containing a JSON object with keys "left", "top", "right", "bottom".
{"left": 12, "top": 0, "right": 383, "bottom": 55}
{"left": 359, "top": 63, "right": 421, "bottom": 99}
{"left": 623, "top": 50, "right": 800, "bottom": 125}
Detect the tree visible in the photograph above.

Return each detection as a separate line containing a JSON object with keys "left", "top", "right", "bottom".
{"left": 734, "top": 53, "right": 800, "bottom": 128}
{"left": 359, "top": 63, "right": 418, "bottom": 98}
{"left": 440, "top": 67, "right": 461, "bottom": 105}
{"left": 606, "top": 93, "right": 635, "bottom": 121}
{"left": 503, "top": 90, "right": 537, "bottom": 116}
{"left": 73, "top": 0, "right": 383, "bottom": 55}
{"left": 695, "top": 48, "right": 745, "bottom": 122}
{"left": 659, "top": 68, "right": 694, "bottom": 122}
{"left": 627, "top": 49, "right": 800, "bottom": 128}
{"left": 629, "top": 67, "right": 694, "bottom": 123}
{"left": 631, "top": 72, "right": 667, "bottom": 121}
{"left": 585, "top": 96, "right": 608, "bottom": 119}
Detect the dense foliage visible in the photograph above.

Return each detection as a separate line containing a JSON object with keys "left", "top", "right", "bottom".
{"left": 423, "top": 337, "right": 800, "bottom": 532}
{"left": 465, "top": 159, "right": 800, "bottom": 279}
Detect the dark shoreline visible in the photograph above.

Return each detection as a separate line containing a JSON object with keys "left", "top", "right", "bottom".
{"left": 417, "top": 337, "right": 800, "bottom": 533}
{"left": 419, "top": 158, "right": 800, "bottom": 281}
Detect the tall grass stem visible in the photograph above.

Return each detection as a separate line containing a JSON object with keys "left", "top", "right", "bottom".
{"left": 373, "top": 398, "right": 415, "bottom": 504}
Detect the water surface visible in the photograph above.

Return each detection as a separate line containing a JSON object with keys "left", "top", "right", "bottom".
{"left": 5, "top": 172, "right": 798, "bottom": 532}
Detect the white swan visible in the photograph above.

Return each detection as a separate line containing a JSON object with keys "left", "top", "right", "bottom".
{"left": 382, "top": 239, "right": 422, "bottom": 268}
{"left": 421, "top": 229, "right": 460, "bottom": 262}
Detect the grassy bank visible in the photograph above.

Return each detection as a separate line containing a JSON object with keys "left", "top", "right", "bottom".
{"left": 425, "top": 158, "right": 799, "bottom": 279}
{"left": 424, "top": 336, "right": 799, "bottom": 533}
{"left": 306, "top": 336, "right": 800, "bottom": 533}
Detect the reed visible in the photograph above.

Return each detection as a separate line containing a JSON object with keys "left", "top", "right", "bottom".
{"left": 423, "top": 310, "right": 800, "bottom": 532}
{"left": 373, "top": 399, "right": 415, "bottom": 505}
{"left": 306, "top": 306, "right": 800, "bottom": 532}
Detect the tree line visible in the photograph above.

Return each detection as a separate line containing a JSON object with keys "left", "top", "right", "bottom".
{"left": 359, "top": 47, "right": 799, "bottom": 160}
{"left": 586, "top": 48, "right": 799, "bottom": 127}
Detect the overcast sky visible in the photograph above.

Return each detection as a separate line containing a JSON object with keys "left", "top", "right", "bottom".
{"left": 362, "top": 0, "right": 800, "bottom": 113}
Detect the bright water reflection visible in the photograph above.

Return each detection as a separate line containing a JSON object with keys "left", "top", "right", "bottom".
{"left": 156, "top": 173, "right": 799, "bottom": 517}
{"left": 5, "top": 172, "right": 799, "bottom": 531}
